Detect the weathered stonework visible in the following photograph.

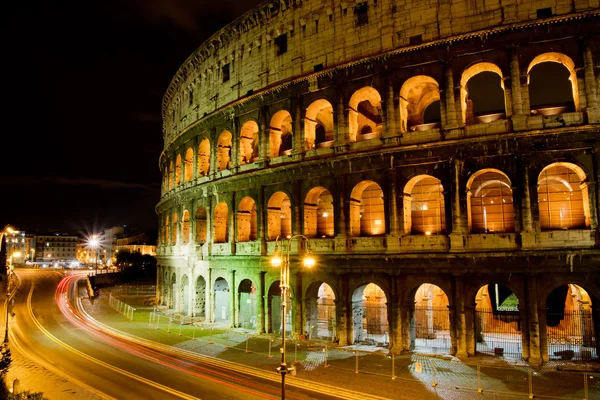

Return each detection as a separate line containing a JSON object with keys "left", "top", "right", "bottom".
{"left": 157, "top": 0, "right": 600, "bottom": 365}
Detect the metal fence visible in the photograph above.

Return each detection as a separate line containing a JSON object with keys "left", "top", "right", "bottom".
{"left": 414, "top": 305, "right": 450, "bottom": 354}
{"left": 476, "top": 308, "right": 522, "bottom": 358}
{"left": 547, "top": 310, "right": 597, "bottom": 361}
{"left": 108, "top": 285, "right": 156, "bottom": 321}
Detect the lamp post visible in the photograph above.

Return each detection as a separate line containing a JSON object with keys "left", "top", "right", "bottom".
{"left": 1, "top": 226, "right": 15, "bottom": 344}
{"left": 270, "top": 235, "right": 315, "bottom": 400}
{"left": 88, "top": 235, "right": 100, "bottom": 275}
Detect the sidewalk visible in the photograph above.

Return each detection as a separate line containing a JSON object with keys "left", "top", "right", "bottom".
{"left": 82, "top": 286, "right": 600, "bottom": 400}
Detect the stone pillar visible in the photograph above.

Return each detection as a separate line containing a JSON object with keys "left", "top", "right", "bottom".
{"left": 336, "top": 175, "right": 349, "bottom": 237}
{"left": 293, "top": 181, "right": 302, "bottom": 235}
{"left": 388, "top": 276, "right": 402, "bottom": 354}
{"left": 259, "top": 108, "right": 269, "bottom": 161}
{"left": 209, "top": 128, "right": 218, "bottom": 178}
{"left": 510, "top": 48, "right": 524, "bottom": 116}
{"left": 257, "top": 272, "right": 265, "bottom": 333}
{"left": 584, "top": 41, "right": 600, "bottom": 123}
{"left": 207, "top": 268, "right": 214, "bottom": 323}
{"left": 450, "top": 159, "right": 467, "bottom": 234}
{"left": 229, "top": 269, "right": 236, "bottom": 328}
{"left": 519, "top": 162, "right": 534, "bottom": 233}
{"left": 258, "top": 186, "right": 267, "bottom": 256}
{"left": 444, "top": 65, "right": 459, "bottom": 128}
{"left": 452, "top": 274, "right": 468, "bottom": 358}
{"left": 335, "top": 94, "right": 349, "bottom": 148}
{"left": 382, "top": 80, "right": 397, "bottom": 139}
{"left": 465, "top": 303, "right": 476, "bottom": 356}
{"left": 592, "top": 305, "right": 600, "bottom": 359}
{"left": 337, "top": 275, "right": 351, "bottom": 345}
{"left": 525, "top": 275, "right": 542, "bottom": 365}
{"left": 229, "top": 194, "right": 236, "bottom": 254}
{"left": 404, "top": 301, "right": 416, "bottom": 351}
{"left": 293, "top": 273, "right": 302, "bottom": 339}
{"left": 398, "top": 194, "right": 411, "bottom": 235}
{"left": 387, "top": 167, "right": 399, "bottom": 236}
{"left": 294, "top": 101, "right": 304, "bottom": 154}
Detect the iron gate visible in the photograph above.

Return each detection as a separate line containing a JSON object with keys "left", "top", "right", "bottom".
{"left": 316, "top": 301, "right": 336, "bottom": 340}
{"left": 475, "top": 308, "right": 522, "bottom": 358}
{"left": 414, "top": 305, "right": 450, "bottom": 354}
{"left": 547, "top": 310, "right": 597, "bottom": 361}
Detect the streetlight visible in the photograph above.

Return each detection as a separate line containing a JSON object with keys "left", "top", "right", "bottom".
{"left": 270, "top": 235, "right": 315, "bottom": 400}
{"left": 88, "top": 235, "right": 100, "bottom": 274}
{"left": 0, "top": 226, "right": 15, "bottom": 344}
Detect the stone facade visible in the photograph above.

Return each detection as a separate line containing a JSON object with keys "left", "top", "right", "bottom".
{"left": 157, "top": 0, "right": 600, "bottom": 364}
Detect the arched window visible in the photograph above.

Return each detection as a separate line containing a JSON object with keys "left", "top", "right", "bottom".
{"left": 528, "top": 53, "right": 578, "bottom": 115}
{"left": 267, "top": 192, "right": 292, "bottom": 240}
{"left": 195, "top": 206, "right": 207, "bottom": 244}
{"left": 213, "top": 202, "right": 229, "bottom": 243}
{"left": 217, "top": 131, "right": 232, "bottom": 171}
{"left": 399, "top": 76, "right": 441, "bottom": 132}
{"left": 269, "top": 110, "right": 293, "bottom": 157}
{"left": 175, "top": 154, "right": 182, "bottom": 186}
{"left": 305, "top": 99, "right": 334, "bottom": 149}
{"left": 348, "top": 87, "right": 382, "bottom": 142}
{"left": 467, "top": 169, "right": 514, "bottom": 233}
{"left": 197, "top": 138, "right": 210, "bottom": 176}
{"left": 181, "top": 210, "right": 191, "bottom": 244}
{"left": 460, "top": 63, "right": 507, "bottom": 125}
{"left": 404, "top": 176, "right": 445, "bottom": 234}
{"left": 240, "top": 121, "right": 259, "bottom": 165}
{"left": 350, "top": 181, "right": 385, "bottom": 236}
{"left": 538, "top": 163, "right": 588, "bottom": 230}
{"left": 237, "top": 197, "right": 257, "bottom": 242}
{"left": 184, "top": 148, "right": 194, "bottom": 183}
{"left": 304, "top": 187, "right": 334, "bottom": 238}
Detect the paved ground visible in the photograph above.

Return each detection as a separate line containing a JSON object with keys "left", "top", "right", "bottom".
{"left": 3, "top": 276, "right": 600, "bottom": 399}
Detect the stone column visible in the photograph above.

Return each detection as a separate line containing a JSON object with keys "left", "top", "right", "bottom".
{"left": 229, "top": 269, "right": 236, "bottom": 328}
{"left": 294, "top": 101, "right": 304, "bottom": 154}
{"left": 229, "top": 194, "right": 236, "bottom": 255}
{"left": 450, "top": 159, "right": 467, "bottom": 235}
{"left": 259, "top": 108, "right": 269, "bottom": 161}
{"left": 584, "top": 41, "right": 600, "bottom": 122}
{"left": 293, "top": 181, "right": 302, "bottom": 235}
{"left": 382, "top": 80, "right": 396, "bottom": 139}
{"left": 209, "top": 128, "right": 218, "bottom": 178}
{"left": 452, "top": 274, "right": 468, "bottom": 358}
{"left": 444, "top": 65, "right": 459, "bottom": 128}
{"left": 335, "top": 94, "right": 349, "bottom": 149}
{"left": 258, "top": 186, "right": 267, "bottom": 256}
{"left": 207, "top": 268, "right": 214, "bottom": 323}
{"left": 465, "top": 303, "right": 476, "bottom": 356}
{"left": 519, "top": 162, "right": 534, "bottom": 233}
{"left": 388, "top": 276, "right": 402, "bottom": 354}
{"left": 387, "top": 167, "right": 399, "bottom": 236}
{"left": 257, "top": 272, "right": 265, "bottom": 333}
{"left": 525, "top": 275, "right": 542, "bottom": 365}
{"left": 293, "top": 273, "right": 302, "bottom": 339}
{"left": 336, "top": 175, "right": 349, "bottom": 237}
{"left": 510, "top": 48, "right": 524, "bottom": 116}
{"left": 337, "top": 275, "right": 351, "bottom": 345}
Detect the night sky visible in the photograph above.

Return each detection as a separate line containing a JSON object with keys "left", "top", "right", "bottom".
{"left": 2, "top": 0, "right": 262, "bottom": 235}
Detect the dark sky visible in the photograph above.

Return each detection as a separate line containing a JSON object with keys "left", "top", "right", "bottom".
{"left": 2, "top": 0, "right": 262, "bottom": 235}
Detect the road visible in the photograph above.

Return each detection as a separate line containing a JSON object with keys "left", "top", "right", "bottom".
{"left": 7, "top": 269, "right": 366, "bottom": 400}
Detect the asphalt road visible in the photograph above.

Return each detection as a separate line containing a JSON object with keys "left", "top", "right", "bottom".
{"left": 8, "top": 269, "right": 343, "bottom": 400}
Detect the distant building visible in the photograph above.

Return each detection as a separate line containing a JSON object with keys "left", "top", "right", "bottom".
{"left": 35, "top": 233, "right": 77, "bottom": 264}
{"left": 4, "top": 230, "right": 26, "bottom": 265}
{"left": 103, "top": 226, "right": 125, "bottom": 266}
{"left": 115, "top": 233, "right": 157, "bottom": 258}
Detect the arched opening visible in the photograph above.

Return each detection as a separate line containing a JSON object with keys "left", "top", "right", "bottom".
{"left": 184, "top": 147, "right": 194, "bottom": 183}
{"left": 352, "top": 283, "right": 388, "bottom": 345}
{"left": 305, "top": 282, "right": 336, "bottom": 340}
{"left": 213, "top": 202, "right": 229, "bottom": 243}
{"left": 181, "top": 274, "right": 190, "bottom": 315}
{"left": 163, "top": 271, "right": 169, "bottom": 306}
{"left": 460, "top": 64, "right": 507, "bottom": 125}
{"left": 169, "top": 162, "right": 174, "bottom": 190}
{"left": 240, "top": 120, "right": 260, "bottom": 165}
{"left": 412, "top": 284, "right": 450, "bottom": 354}
{"left": 349, "top": 181, "right": 385, "bottom": 237}
{"left": 170, "top": 273, "right": 177, "bottom": 309}
{"left": 213, "top": 277, "right": 230, "bottom": 324}
{"left": 194, "top": 276, "right": 206, "bottom": 319}
{"left": 238, "top": 279, "right": 258, "bottom": 329}
{"left": 171, "top": 212, "right": 178, "bottom": 245}
{"left": 304, "top": 187, "right": 334, "bottom": 238}
{"left": 181, "top": 210, "right": 190, "bottom": 244}
{"left": 267, "top": 192, "right": 292, "bottom": 240}
{"left": 305, "top": 99, "right": 334, "bottom": 149}
{"left": 528, "top": 53, "right": 578, "bottom": 115}
{"left": 537, "top": 163, "right": 589, "bottom": 230}
{"left": 268, "top": 281, "right": 292, "bottom": 334}
{"left": 546, "top": 284, "right": 597, "bottom": 361}
{"left": 175, "top": 154, "right": 182, "bottom": 186}
{"left": 475, "top": 283, "right": 522, "bottom": 358}
{"left": 399, "top": 75, "right": 441, "bottom": 132}
{"left": 217, "top": 130, "right": 232, "bottom": 171}
{"left": 467, "top": 169, "right": 514, "bottom": 233}
{"left": 198, "top": 138, "right": 210, "bottom": 176}
{"left": 270, "top": 110, "right": 293, "bottom": 157}
{"left": 404, "top": 176, "right": 446, "bottom": 235}
{"left": 195, "top": 206, "right": 207, "bottom": 244}
{"left": 237, "top": 197, "right": 257, "bottom": 242}
{"left": 349, "top": 87, "right": 382, "bottom": 142}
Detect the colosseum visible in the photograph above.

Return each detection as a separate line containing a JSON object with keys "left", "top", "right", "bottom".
{"left": 156, "top": 0, "right": 600, "bottom": 365}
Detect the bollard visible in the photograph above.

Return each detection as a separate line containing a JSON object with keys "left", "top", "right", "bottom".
{"left": 391, "top": 354, "right": 396, "bottom": 380}
{"left": 324, "top": 346, "right": 330, "bottom": 368}
{"left": 431, "top": 360, "right": 438, "bottom": 387}
{"left": 148, "top": 312, "right": 153, "bottom": 327}
{"left": 245, "top": 334, "right": 250, "bottom": 353}
{"left": 355, "top": 350, "right": 359, "bottom": 374}
{"left": 268, "top": 339, "right": 273, "bottom": 358}
{"left": 179, "top": 321, "right": 183, "bottom": 336}
{"left": 208, "top": 326, "right": 214, "bottom": 344}
{"left": 477, "top": 364, "right": 482, "bottom": 393}
{"left": 528, "top": 370, "right": 533, "bottom": 399}
{"left": 156, "top": 314, "right": 160, "bottom": 330}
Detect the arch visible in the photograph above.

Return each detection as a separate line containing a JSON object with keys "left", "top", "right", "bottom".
{"left": 304, "top": 187, "right": 334, "bottom": 238}
{"left": 412, "top": 283, "right": 450, "bottom": 354}
{"left": 198, "top": 138, "right": 210, "bottom": 176}
{"left": 195, "top": 206, "right": 207, "bottom": 244}
{"left": 351, "top": 283, "right": 388, "bottom": 345}
{"left": 213, "top": 202, "right": 229, "bottom": 243}
{"left": 269, "top": 110, "right": 293, "bottom": 157}
{"left": 399, "top": 75, "right": 441, "bottom": 132}
{"left": 184, "top": 147, "right": 194, "bottom": 183}
{"left": 474, "top": 283, "right": 522, "bottom": 358}
{"left": 170, "top": 272, "right": 177, "bottom": 309}
{"left": 348, "top": 86, "right": 382, "bottom": 142}
{"left": 171, "top": 212, "right": 178, "bottom": 245}
{"left": 213, "top": 277, "right": 230, "bottom": 324}
{"left": 459, "top": 63, "right": 506, "bottom": 125}
{"left": 240, "top": 120, "right": 260, "bottom": 165}
{"left": 267, "top": 191, "right": 292, "bottom": 240}
{"left": 181, "top": 274, "right": 190, "bottom": 315}
{"left": 467, "top": 169, "right": 514, "bottom": 233}
{"left": 217, "top": 130, "right": 232, "bottom": 171}
{"left": 305, "top": 281, "right": 337, "bottom": 340}
{"left": 194, "top": 276, "right": 207, "bottom": 318}
{"left": 527, "top": 52, "right": 579, "bottom": 113}
{"left": 237, "top": 197, "right": 257, "bottom": 242}
{"left": 305, "top": 99, "right": 334, "bottom": 149}
{"left": 162, "top": 271, "right": 169, "bottom": 306}
{"left": 238, "top": 279, "right": 258, "bottom": 329}
{"left": 404, "top": 175, "right": 446, "bottom": 235}
{"left": 537, "top": 162, "right": 589, "bottom": 230}
{"left": 268, "top": 281, "right": 292, "bottom": 334}
{"left": 349, "top": 181, "right": 385, "bottom": 237}
{"left": 175, "top": 154, "right": 182, "bottom": 186}
{"left": 546, "top": 284, "right": 597, "bottom": 361}
{"left": 181, "top": 210, "right": 191, "bottom": 244}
